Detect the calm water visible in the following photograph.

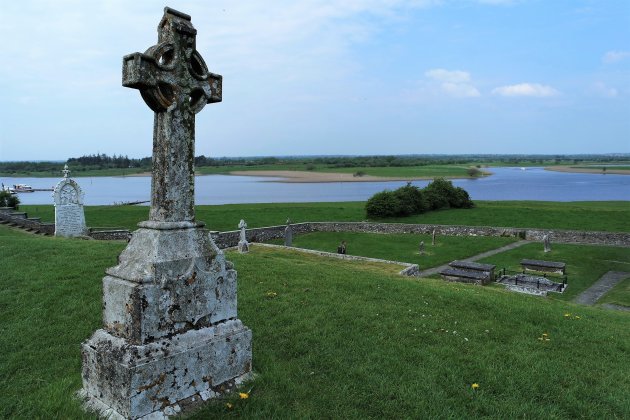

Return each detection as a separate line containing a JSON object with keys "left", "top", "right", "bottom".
{"left": 4, "top": 167, "right": 629, "bottom": 205}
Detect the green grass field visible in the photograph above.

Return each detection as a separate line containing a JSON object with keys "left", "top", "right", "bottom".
{"left": 1, "top": 226, "right": 629, "bottom": 418}
{"left": 20, "top": 200, "right": 630, "bottom": 233}
{"left": 268, "top": 231, "right": 517, "bottom": 267}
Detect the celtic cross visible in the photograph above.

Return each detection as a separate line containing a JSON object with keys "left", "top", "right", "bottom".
{"left": 122, "top": 7, "right": 222, "bottom": 223}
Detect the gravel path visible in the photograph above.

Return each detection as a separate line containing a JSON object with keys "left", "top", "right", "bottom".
{"left": 417, "top": 240, "right": 530, "bottom": 278}
{"left": 573, "top": 271, "right": 630, "bottom": 305}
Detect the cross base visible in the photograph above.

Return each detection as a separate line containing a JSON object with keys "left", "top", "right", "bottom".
{"left": 81, "top": 321, "right": 252, "bottom": 419}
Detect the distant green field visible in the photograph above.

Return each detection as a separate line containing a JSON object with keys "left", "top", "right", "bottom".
{"left": 572, "top": 165, "right": 630, "bottom": 171}
{"left": 1, "top": 226, "right": 629, "bottom": 418}
{"left": 20, "top": 200, "right": 630, "bottom": 233}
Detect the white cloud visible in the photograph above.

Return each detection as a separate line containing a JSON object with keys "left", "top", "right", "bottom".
{"left": 424, "top": 68, "right": 480, "bottom": 97}
{"left": 492, "top": 83, "right": 559, "bottom": 97}
{"left": 603, "top": 50, "right": 630, "bottom": 64}
{"left": 425, "top": 69, "right": 471, "bottom": 83}
{"left": 591, "top": 82, "right": 618, "bottom": 98}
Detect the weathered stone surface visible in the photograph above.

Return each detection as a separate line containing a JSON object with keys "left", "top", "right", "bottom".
{"left": 81, "top": 7, "right": 250, "bottom": 419}
{"left": 82, "top": 320, "right": 251, "bottom": 419}
{"left": 284, "top": 219, "right": 293, "bottom": 247}
{"left": 237, "top": 219, "right": 249, "bottom": 253}
{"left": 53, "top": 166, "right": 87, "bottom": 237}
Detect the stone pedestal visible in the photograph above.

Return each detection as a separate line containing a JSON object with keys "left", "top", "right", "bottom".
{"left": 81, "top": 223, "right": 252, "bottom": 418}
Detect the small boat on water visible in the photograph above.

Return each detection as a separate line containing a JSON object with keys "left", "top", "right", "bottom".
{"left": 12, "top": 184, "right": 35, "bottom": 193}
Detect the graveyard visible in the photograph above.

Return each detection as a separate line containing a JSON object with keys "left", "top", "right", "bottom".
{"left": 2, "top": 4, "right": 629, "bottom": 419}
{"left": 1, "top": 222, "right": 629, "bottom": 418}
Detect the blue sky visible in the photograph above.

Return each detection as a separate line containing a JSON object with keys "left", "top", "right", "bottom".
{"left": 0, "top": 0, "right": 628, "bottom": 161}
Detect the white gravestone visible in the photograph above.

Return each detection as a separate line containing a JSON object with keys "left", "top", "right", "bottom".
{"left": 53, "top": 165, "right": 87, "bottom": 237}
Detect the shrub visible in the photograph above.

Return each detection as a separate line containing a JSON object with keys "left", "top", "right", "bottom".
{"left": 353, "top": 171, "right": 366, "bottom": 177}
{"left": 467, "top": 167, "right": 482, "bottom": 177}
{"left": 365, "top": 191, "right": 401, "bottom": 218}
{"left": 305, "top": 163, "right": 316, "bottom": 171}
{"left": 0, "top": 190, "right": 20, "bottom": 209}
{"left": 365, "top": 178, "right": 473, "bottom": 218}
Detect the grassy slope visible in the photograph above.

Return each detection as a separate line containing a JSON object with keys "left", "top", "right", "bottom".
{"left": 1, "top": 227, "right": 628, "bottom": 418}
{"left": 20, "top": 200, "right": 630, "bottom": 233}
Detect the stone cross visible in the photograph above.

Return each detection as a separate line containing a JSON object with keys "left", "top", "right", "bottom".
{"left": 62, "top": 164, "right": 70, "bottom": 178}
{"left": 81, "top": 9, "right": 251, "bottom": 419}
{"left": 122, "top": 7, "right": 222, "bottom": 223}
{"left": 419, "top": 241, "right": 425, "bottom": 255}
{"left": 431, "top": 229, "right": 436, "bottom": 246}
{"left": 238, "top": 219, "right": 249, "bottom": 253}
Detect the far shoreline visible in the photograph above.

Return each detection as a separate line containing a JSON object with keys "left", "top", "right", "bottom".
{"left": 545, "top": 165, "right": 630, "bottom": 175}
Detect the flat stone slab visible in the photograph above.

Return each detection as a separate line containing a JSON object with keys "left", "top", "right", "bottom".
{"left": 574, "top": 271, "right": 630, "bottom": 305}
{"left": 449, "top": 260, "right": 496, "bottom": 272}
{"left": 521, "top": 259, "right": 566, "bottom": 274}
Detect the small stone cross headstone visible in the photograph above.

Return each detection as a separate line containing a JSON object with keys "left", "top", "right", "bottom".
{"left": 238, "top": 219, "right": 249, "bottom": 253}
{"left": 81, "top": 8, "right": 251, "bottom": 419}
{"left": 284, "top": 218, "right": 293, "bottom": 247}
{"left": 543, "top": 234, "right": 551, "bottom": 253}
{"left": 53, "top": 165, "right": 87, "bottom": 237}
{"left": 419, "top": 241, "right": 425, "bottom": 255}
{"left": 432, "top": 229, "right": 436, "bottom": 246}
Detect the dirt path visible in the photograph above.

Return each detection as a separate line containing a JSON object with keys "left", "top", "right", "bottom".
{"left": 573, "top": 271, "right": 630, "bottom": 305}
{"left": 417, "top": 240, "right": 530, "bottom": 278}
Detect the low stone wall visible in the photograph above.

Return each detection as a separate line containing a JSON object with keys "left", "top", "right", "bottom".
{"left": 0, "top": 209, "right": 55, "bottom": 235}
{"left": 89, "top": 229, "right": 131, "bottom": 241}
{"left": 213, "top": 221, "right": 629, "bottom": 249}
{"left": 252, "top": 243, "right": 420, "bottom": 277}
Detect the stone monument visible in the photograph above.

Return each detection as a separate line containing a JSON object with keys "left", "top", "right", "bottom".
{"left": 80, "top": 8, "right": 252, "bottom": 419}
{"left": 419, "top": 240, "right": 425, "bottom": 255}
{"left": 284, "top": 218, "right": 293, "bottom": 247}
{"left": 53, "top": 164, "right": 87, "bottom": 237}
{"left": 431, "top": 229, "right": 436, "bottom": 246}
{"left": 237, "top": 219, "right": 249, "bottom": 253}
{"left": 543, "top": 234, "right": 551, "bottom": 253}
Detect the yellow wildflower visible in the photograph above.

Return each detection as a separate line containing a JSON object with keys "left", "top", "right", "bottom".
{"left": 239, "top": 392, "right": 249, "bottom": 399}
{"left": 471, "top": 383, "right": 480, "bottom": 390}
{"left": 226, "top": 402, "right": 233, "bottom": 409}
{"left": 575, "top": 315, "right": 581, "bottom": 320}
{"left": 564, "top": 313, "right": 571, "bottom": 318}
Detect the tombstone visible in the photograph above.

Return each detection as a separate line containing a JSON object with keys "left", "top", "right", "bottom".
{"left": 431, "top": 229, "right": 436, "bottom": 246}
{"left": 52, "top": 165, "right": 87, "bottom": 237}
{"left": 543, "top": 234, "right": 551, "bottom": 253}
{"left": 419, "top": 240, "right": 425, "bottom": 255}
{"left": 80, "top": 9, "right": 252, "bottom": 419}
{"left": 284, "top": 218, "right": 293, "bottom": 247}
{"left": 237, "top": 219, "right": 249, "bottom": 253}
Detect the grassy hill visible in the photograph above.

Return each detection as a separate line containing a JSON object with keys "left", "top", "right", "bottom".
{"left": 0, "top": 226, "right": 628, "bottom": 418}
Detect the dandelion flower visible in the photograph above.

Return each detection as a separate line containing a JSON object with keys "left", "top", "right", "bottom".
{"left": 472, "top": 383, "right": 480, "bottom": 390}
{"left": 564, "top": 313, "right": 571, "bottom": 318}
{"left": 226, "top": 403, "right": 233, "bottom": 409}
{"left": 239, "top": 392, "right": 249, "bottom": 399}
{"left": 575, "top": 316, "right": 581, "bottom": 320}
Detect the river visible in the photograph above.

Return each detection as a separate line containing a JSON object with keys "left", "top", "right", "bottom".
{"left": 3, "top": 167, "right": 629, "bottom": 205}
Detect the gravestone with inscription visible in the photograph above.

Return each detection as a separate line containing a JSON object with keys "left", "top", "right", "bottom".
{"left": 80, "top": 8, "right": 252, "bottom": 419}
{"left": 53, "top": 165, "right": 87, "bottom": 237}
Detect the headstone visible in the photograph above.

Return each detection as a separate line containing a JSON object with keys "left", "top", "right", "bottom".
{"left": 80, "top": 8, "right": 252, "bottom": 419}
{"left": 419, "top": 240, "right": 425, "bottom": 255}
{"left": 284, "top": 218, "right": 293, "bottom": 246}
{"left": 238, "top": 219, "right": 249, "bottom": 253}
{"left": 543, "top": 234, "right": 551, "bottom": 253}
{"left": 53, "top": 165, "right": 87, "bottom": 237}
{"left": 431, "top": 229, "right": 436, "bottom": 246}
